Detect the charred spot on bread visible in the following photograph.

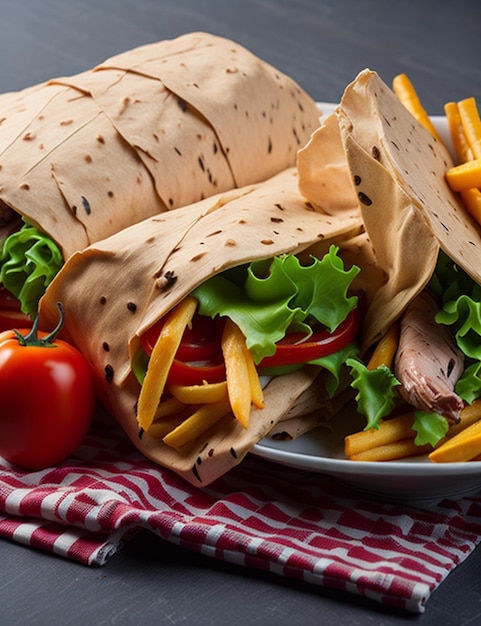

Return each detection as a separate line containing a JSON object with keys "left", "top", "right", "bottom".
{"left": 358, "top": 191, "right": 372, "bottom": 206}
{"left": 104, "top": 364, "right": 114, "bottom": 383}
{"left": 81, "top": 196, "right": 91, "bottom": 215}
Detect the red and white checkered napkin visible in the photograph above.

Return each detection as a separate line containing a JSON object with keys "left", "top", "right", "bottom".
{"left": 0, "top": 427, "right": 480, "bottom": 614}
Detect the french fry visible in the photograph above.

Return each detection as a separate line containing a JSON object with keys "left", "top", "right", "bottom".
{"left": 349, "top": 438, "right": 431, "bottom": 462}
{"left": 221, "top": 318, "right": 252, "bottom": 428}
{"left": 344, "top": 411, "right": 415, "bottom": 458}
{"left": 444, "top": 100, "right": 481, "bottom": 222}
{"left": 429, "top": 418, "right": 481, "bottom": 463}
{"left": 148, "top": 416, "right": 186, "bottom": 439}
{"left": 458, "top": 97, "right": 481, "bottom": 159}
{"left": 446, "top": 159, "right": 481, "bottom": 192}
{"left": 154, "top": 396, "right": 186, "bottom": 419}
{"left": 243, "top": 342, "right": 265, "bottom": 409}
{"left": 137, "top": 296, "right": 198, "bottom": 433}
{"left": 162, "top": 399, "right": 232, "bottom": 449}
{"left": 443, "top": 399, "right": 481, "bottom": 439}
{"left": 367, "top": 322, "right": 400, "bottom": 370}
{"left": 392, "top": 73, "right": 442, "bottom": 142}
{"left": 445, "top": 101, "right": 474, "bottom": 162}
{"left": 169, "top": 381, "right": 228, "bottom": 404}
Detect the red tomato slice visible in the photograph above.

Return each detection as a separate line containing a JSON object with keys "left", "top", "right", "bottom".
{"left": 167, "top": 355, "right": 226, "bottom": 386}
{"left": 141, "top": 314, "right": 224, "bottom": 361}
{"left": 258, "top": 307, "right": 360, "bottom": 368}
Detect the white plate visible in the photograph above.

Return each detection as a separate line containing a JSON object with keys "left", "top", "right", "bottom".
{"left": 253, "top": 107, "right": 481, "bottom": 508}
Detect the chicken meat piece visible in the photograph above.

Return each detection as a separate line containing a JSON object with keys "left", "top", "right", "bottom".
{"left": 394, "top": 289, "right": 464, "bottom": 424}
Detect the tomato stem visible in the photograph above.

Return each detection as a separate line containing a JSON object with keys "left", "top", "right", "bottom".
{"left": 15, "top": 301, "right": 65, "bottom": 348}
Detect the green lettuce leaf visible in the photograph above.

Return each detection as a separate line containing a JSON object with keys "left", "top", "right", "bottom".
{"left": 455, "top": 361, "right": 481, "bottom": 404}
{"left": 192, "top": 246, "right": 360, "bottom": 363}
{"left": 412, "top": 411, "right": 449, "bottom": 447}
{"left": 346, "top": 358, "right": 401, "bottom": 430}
{"left": 435, "top": 294, "right": 481, "bottom": 361}
{"left": 0, "top": 220, "right": 63, "bottom": 317}
{"left": 311, "top": 342, "right": 359, "bottom": 398}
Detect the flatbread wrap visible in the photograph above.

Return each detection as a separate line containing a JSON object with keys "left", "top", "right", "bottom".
{"left": 38, "top": 167, "right": 366, "bottom": 484}
{"left": 0, "top": 32, "right": 320, "bottom": 318}
{"left": 299, "top": 68, "right": 481, "bottom": 451}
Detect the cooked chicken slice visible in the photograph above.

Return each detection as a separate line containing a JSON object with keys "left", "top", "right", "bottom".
{"left": 394, "top": 289, "right": 464, "bottom": 424}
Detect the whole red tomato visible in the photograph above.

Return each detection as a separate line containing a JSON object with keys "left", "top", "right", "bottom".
{"left": 0, "top": 303, "right": 95, "bottom": 470}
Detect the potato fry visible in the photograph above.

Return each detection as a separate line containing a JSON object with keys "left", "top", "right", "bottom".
{"left": 458, "top": 97, "right": 481, "bottom": 159}
{"left": 445, "top": 100, "right": 481, "bottom": 223}
{"left": 243, "top": 342, "right": 264, "bottom": 409}
{"left": 392, "top": 73, "right": 442, "bottom": 142}
{"left": 163, "top": 399, "right": 232, "bottom": 449}
{"left": 444, "top": 399, "right": 481, "bottom": 439}
{"left": 169, "top": 381, "right": 228, "bottom": 404}
{"left": 349, "top": 438, "right": 431, "bottom": 462}
{"left": 148, "top": 416, "right": 186, "bottom": 439}
{"left": 221, "top": 318, "right": 252, "bottom": 428}
{"left": 445, "top": 101, "right": 474, "bottom": 162}
{"left": 367, "top": 323, "right": 400, "bottom": 370}
{"left": 429, "top": 419, "right": 481, "bottom": 463}
{"left": 344, "top": 411, "right": 415, "bottom": 458}
{"left": 154, "top": 396, "right": 186, "bottom": 419}
{"left": 137, "top": 296, "right": 198, "bottom": 432}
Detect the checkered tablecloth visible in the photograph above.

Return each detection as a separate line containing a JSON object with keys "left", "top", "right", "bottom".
{"left": 1, "top": 425, "right": 480, "bottom": 614}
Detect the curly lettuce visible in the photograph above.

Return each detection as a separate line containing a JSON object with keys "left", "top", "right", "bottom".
{"left": 430, "top": 250, "right": 481, "bottom": 404}
{"left": 0, "top": 220, "right": 63, "bottom": 318}
{"left": 346, "top": 358, "right": 401, "bottom": 430}
{"left": 192, "top": 245, "right": 360, "bottom": 363}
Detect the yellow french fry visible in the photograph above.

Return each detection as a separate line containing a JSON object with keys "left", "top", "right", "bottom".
{"left": 446, "top": 159, "right": 481, "bottom": 192}
{"left": 445, "top": 101, "right": 474, "bottom": 162}
{"left": 458, "top": 97, "right": 481, "bottom": 159}
{"left": 148, "top": 416, "right": 186, "bottom": 439}
{"left": 169, "top": 381, "right": 228, "bottom": 404}
{"left": 163, "top": 399, "right": 232, "bottom": 449}
{"left": 221, "top": 318, "right": 252, "bottom": 428}
{"left": 137, "top": 296, "right": 198, "bottom": 433}
{"left": 392, "top": 73, "right": 442, "bottom": 142}
{"left": 429, "top": 419, "right": 481, "bottom": 463}
{"left": 444, "top": 399, "right": 481, "bottom": 438}
{"left": 154, "top": 396, "right": 186, "bottom": 419}
{"left": 344, "top": 412, "right": 415, "bottom": 458}
{"left": 350, "top": 438, "right": 431, "bottom": 462}
{"left": 243, "top": 342, "right": 264, "bottom": 410}
{"left": 367, "top": 323, "right": 400, "bottom": 370}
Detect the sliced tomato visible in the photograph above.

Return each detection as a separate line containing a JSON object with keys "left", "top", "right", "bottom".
{"left": 141, "top": 306, "right": 360, "bottom": 386}
{"left": 167, "top": 354, "right": 226, "bottom": 386}
{"left": 258, "top": 307, "right": 360, "bottom": 368}
{"left": 141, "top": 313, "right": 224, "bottom": 361}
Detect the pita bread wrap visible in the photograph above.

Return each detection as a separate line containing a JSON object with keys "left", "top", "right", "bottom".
{"left": 298, "top": 69, "right": 481, "bottom": 353}
{"left": 0, "top": 32, "right": 320, "bottom": 259}
{"left": 39, "top": 167, "right": 364, "bottom": 485}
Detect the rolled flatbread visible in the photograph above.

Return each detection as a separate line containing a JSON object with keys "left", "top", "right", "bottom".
{"left": 0, "top": 32, "right": 321, "bottom": 258}
{"left": 39, "top": 167, "right": 363, "bottom": 485}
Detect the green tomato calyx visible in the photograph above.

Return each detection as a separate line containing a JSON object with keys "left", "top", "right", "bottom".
{"left": 14, "top": 301, "right": 65, "bottom": 348}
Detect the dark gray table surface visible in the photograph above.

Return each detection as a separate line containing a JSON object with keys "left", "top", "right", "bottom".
{"left": 1, "top": 1, "right": 480, "bottom": 624}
